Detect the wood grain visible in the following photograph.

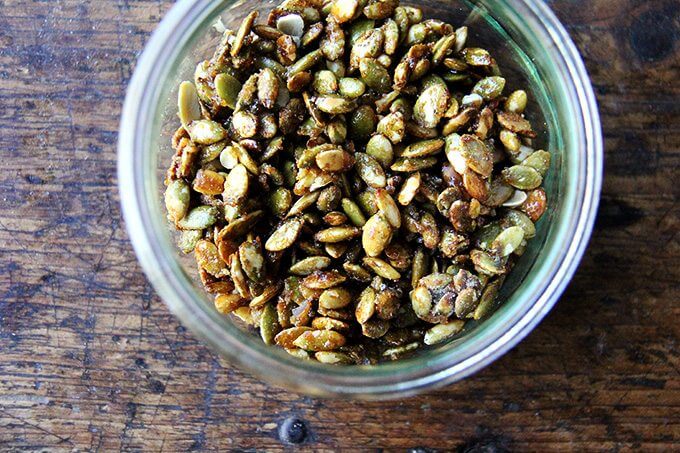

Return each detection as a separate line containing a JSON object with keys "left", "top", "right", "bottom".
{"left": 0, "top": 0, "right": 678, "bottom": 450}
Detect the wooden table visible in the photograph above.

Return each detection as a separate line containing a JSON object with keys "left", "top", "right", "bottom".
{"left": 1, "top": 0, "right": 678, "bottom": 450}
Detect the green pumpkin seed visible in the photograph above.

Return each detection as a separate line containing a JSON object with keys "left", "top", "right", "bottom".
{"left": 398, "top": 172, "right": 421, "bottom": 205}
{"left": 376, "top": 111, "right": 405, "bottom": 144}
{"left": 286, "top": 49, "right": 323, "bottom": 78}
{"left": 313, "top": 70, "right": 338, "bottom": 95}
{"left": 470, "top": 249, "right": 505, "bottom": 275}
{"left": 316, "top": 148, "right": 355, "bottom": 172}
{"left": 338, "top": 77, "right": 366, "bottom": 98}
{"left": 366, "top": 134, "right": 394, "bottom": 167}
{"left": 502, "top": 165, "right": 543, "bottom": 190}
{"left": 359, "top": 58, "right": 391, "bottom": 93}
{"left": 319, "top": 287, "right": 352, "bottom": 309}
{"left": 177, "top": 229, "right": 203, "bottom": 254}
{"left": 341, "top": 198, "right": 367, "bottom": 227}
{"left": 522, "top": 150, "right": 551, "bottom": 176}
{"left": 165, "top": 179, "right": 191, "bottom": 222}
{"left": 462, "top": 47, "right": 492, "bottom": 66}
{"left": 492, "top": 226, "right": 524, "bottom": 256}
{"left": 503, "top": 209, "right": 536, "bottom": 238}
{"left": 497, "top": 111, "right": 535, "bottom": 136}
{"left": 315, "top": 226, "right": 361, "bottom": 243}
{"left": 293, "top": 329, "right": 347, "bottom": 351}
{"left": 348, "top": 106, "right": 376, "bottom": 142}
{"left": 355, "top": 153, "right": 386, "bottom": 188}
{"left": 287, "top": 191, "right": 320, "bottom": 218}
{"left": 268, "top": 187, "right": 293, "bottom": 217}
{"left": 213, "top": 73, "right": 241, "bottom": 110}
{"left": 349, "top": 28, "right": 384, "bottom": 68}
{"left": 259, "top": 303, "right": 280, "bottom": 345}
{"left": 401, "top": 138, "right": 444, "bottom": 158}
{"left": 473, "top": 76, "right": 506, "bottom": 100}
{"left": 177, "top": 205, "right": 218, "bottom": 230}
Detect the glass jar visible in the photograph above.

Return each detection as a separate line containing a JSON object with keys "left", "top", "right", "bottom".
{"left": 118, "top": 0, "right": 602, "bottom": 399}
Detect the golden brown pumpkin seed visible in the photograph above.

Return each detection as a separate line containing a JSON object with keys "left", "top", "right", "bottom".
{"left": 215, "top": 293, "right": 246, "bottom": 315}
{"left": 362, "top": 213, "right": 392, "bottom": 257}
{"left": 250, "top": 283, "right": 283, "bottom": 308}
{"left": 375, "top": 189, "right": 401, "bottom": 228}
{"left": 231, "top": 11, "right": 258, "bottom": 57}
{"left": 316, "top": 148, "right": 355, "bottom": 172}
{"left": 315, "top": 226, "right": 361, "bottom": 243}
{"left": 302, "top": 270, "right": 347, "bottom": 289}
{"left": 363, "top": 256, "right": 400, "bottom": 280}
{"left": 293, "top": 329, "right": 346, "bottom": 351}
{"left": 195, "top": 240, "right": 228, "bottom": 277}
{"left": 319, "top": 287, "right": 352, "bottom": 309}
{"left": 265, "top": 217, "right": 304, "bottom": 251}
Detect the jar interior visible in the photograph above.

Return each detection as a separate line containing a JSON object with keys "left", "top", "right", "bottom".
{"left": 143, "top": 0, "right": 578, "bottom": 371}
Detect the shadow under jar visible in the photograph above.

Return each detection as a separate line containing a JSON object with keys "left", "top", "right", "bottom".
{"left": 118, "top": 0, "right": 602, "bottom": 399}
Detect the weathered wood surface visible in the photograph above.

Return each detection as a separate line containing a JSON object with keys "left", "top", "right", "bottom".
{"left": 0, "top": 0, "right": 678, "bottom": 450}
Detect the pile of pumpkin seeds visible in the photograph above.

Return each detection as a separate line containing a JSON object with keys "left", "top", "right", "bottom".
{"left": 165, "top": 0, "right": 550, "bottom": 365}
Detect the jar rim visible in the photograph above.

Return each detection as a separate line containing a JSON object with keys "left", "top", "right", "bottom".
{"left": 118, "top": 0, "right": 602, "bottom": 399}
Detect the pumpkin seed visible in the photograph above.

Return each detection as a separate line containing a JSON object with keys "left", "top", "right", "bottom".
{"left": 376, "top": 111, "right": 405, "bottom": 143}
{"left": 355, "top": 153, "right": 386, "bottom": 188}
{"left": 231, "top": 11, "right": 258, "bottom": 57}
{"left": 401, "top": 138, "right": 444, "bottom": 158}
{"left": 314, "top": 351, "right": 352, "bottom": 364}
{"left": 319, "top": 287, "right": 352, "bottom": 309}
{"left": 362, "top": 213, "right": 392, "bottom": 257}
{"left": 215, "top": 293, "right": 246, "bottom": 315}
{"left": 348, "top": 105, "right": 378, "bottom": 140}
{"left": 315, "top": 226, "right": 361, "bottom": 243}
{"left": 293, "top": 329, "right": 347, "bottom": 351}
{"left": 390, "top": 156, "right": 437, "bottom": 172}
{"left": 265, "top": 217, "right": 304, "bottom": 251}
{"left": 315, "top": 95, "right": 358, "bottom": 114}
{"left": 359, "top": 58, "right": 391, "bottom": 92}
{"left": 363, "top": 256, "right": 400, "bottom": 280}
{"left": 177, "top": 205, "right": 218, "bottom": 230}
{"left": 523, "top": 150, "right": 551, "bottom": 176}
{"left": 505, "top": 90, "right": 528, "bottom": 113}
{"left": 502, "top": 165, "right": 543, "bottom": 190}
{"left": 195, "top": 240, "right": 228, "bottom": 277}
{"left": 423, "top": 320, "right": 464, "bottom": 345}
{"left": 375, "top": 189, "right": 401, "bottom": 228}
{"left": 259, "top": 303, "right": 280, "bottom": 345}
{"left": 178, "top": 81, "right": 201, "bottom": 127}
{"left": 165, "top": 179, "right": 191, "bottom": 222}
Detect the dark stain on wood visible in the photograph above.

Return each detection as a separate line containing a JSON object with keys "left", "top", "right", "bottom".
{"left": 0, "top": 0, "right": 678, "bottom": 450}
